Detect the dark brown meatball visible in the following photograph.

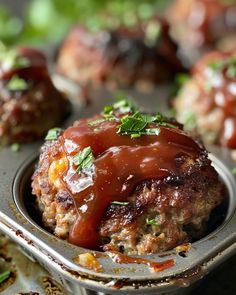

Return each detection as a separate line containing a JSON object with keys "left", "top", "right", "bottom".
{"left": 174, "top": 50, "right": 236, "bottom": 150}
{"left": 167, "top": 0, "right": 236, "bottom": 62}
{"left": 0, "top": 46, "right": 69, "bottom": 145}
{"left": 57, "top": 17, "right": 184, "bottom": 91}
{"left": 32, "top": 107, "right": 224, "bottom": 254}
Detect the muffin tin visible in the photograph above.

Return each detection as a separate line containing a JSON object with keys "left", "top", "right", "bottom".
{"left": 0, "top": 78, "right": 236, "bottom": 294}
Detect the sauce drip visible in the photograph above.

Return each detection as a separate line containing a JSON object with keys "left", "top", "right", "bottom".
{"left": 107, "top": 251, "right": 175, "bottom": 272}
{"left": 58, "top": 116, "right": 202, "bottom": 249}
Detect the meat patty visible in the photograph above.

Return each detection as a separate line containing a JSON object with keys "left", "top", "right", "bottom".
{"left": 32, "top": 105, "right": 224, "bottom": 254}
{"left": 167, "top": 0, "right": 236, "bottom": 53}
{"left": 174, "top": 51, "right": 236, "bottom": 150}
{"left": 0, "top": 46, "right": 69, "bottom": 145}
{"left": 57, "top": 17, "right": 184, "bottom": 91}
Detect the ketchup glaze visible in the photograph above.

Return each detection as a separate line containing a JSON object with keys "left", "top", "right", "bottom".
{"left": 107, "top": 251, "right": 175, "bottom": 272}
{"left": 55, "top": 113, "right": 203, "bottom": 249}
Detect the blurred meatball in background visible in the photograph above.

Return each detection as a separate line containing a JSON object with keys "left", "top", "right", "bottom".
{"left": 174, "top": 50, "right": 236, "bottom": 153}
{"left": 57, "top": 17, "right": 184, "bottom": 92}
{"left": 166, "top": 0, "right": 236, "bottom": 64}
{"left": 0, "top": 46, "right": 69, "bottom": 145}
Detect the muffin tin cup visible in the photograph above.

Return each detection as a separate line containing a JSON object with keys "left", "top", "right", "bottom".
{"left": 1, "top": 80, "right": 236, "bottom": 294}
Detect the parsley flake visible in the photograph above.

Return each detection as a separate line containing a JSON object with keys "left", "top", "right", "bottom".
{"left": 112, "top": 201, "right": 129, "bottom": 206}
{"left": 145, "top": 21, "right": 161, "bottom": 46}
{"left": 207, "top": 54, "right": 236, "bottom": 79}
{"left": 6, "top": 75, "right": 28, "bottom": 91}
{"left": 73, "top": 146, "right": 94, "bottom": 173}
{"left": 146, "top": 218, "right": 158, "bottom": 226}
{"left": 0, "top": 48, "right": 30, "bottom": 71}
{"left": 226, "top": 64, "right": 236, "bottom": 79}
{"left": 117, "top": 110, "right": 175, "bottom": 138}
{"left": 113, "top": 98, "right": 136, "bottom": 113}
{"left": 175, "top": 73, "right": 190, "bottom": 87}
{"left": 0, "top": 270, "right": 11, "bottom": 284}
{"left": 144, "top": 128, "right": 161, "bottom": 135}
{"left": 131, "top": 133, "right": 141, "bottom": 139}
{"left": 11, "top": 143, "right": 20, "bottom": 152}
{"left": 45, "top": 128, "right": 62, "bottom": 141}
{"left": 103, "top": 105, "right": 113, "bottom": 116}
{"left": 117, "top": 112, "right": 148, "bottom": 135}
{"left": 232, "top": 167, "right": 236, "bottom": 175}
{"left": 88, "top": 118, "right": 106, "bottom": 126}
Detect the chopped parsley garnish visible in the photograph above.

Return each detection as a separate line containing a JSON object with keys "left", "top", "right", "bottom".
{"left": 0, "top": 47, "right": 30, "bottom": 70}
{"left": 130, "top": 133, "right": 141, "bottom": 139}
{"left": 226, "top": 63, "right": 236, "bottom": 79}
{"left": 154, "top": 112, "right": 177, "bottom": 128}
{"left": 145, "top": 21, "right": 161, "bottom": 46}
{"left": 207, "top": 60, "right": 225, "bottom": 72}
{"left": 11, "top": 143, "right": 20, "bottom": 152}
{"left": 172, "top": 73, "right": 190, "bottom": 97}
{"left": 90, "top": 99, "right": 176, "bottom": 138}
{"left": 45, "top": 128, "right": 62, "bottom": 141}
{"left": 117, "top": 111, "right": 176, "bottom": 138}
{"left": 73, "top": 146, "right": 94, "bottom": 172}
{"left": 6, "top": 75, "right": 28, "bottom": 91}
{"left": 144, "top": 128, "right": 161, "bottom": 135}
{"left": 103, "top": 105, "right": 113, "bottom": 116}
{"left": 182, "top": 110, "right": 197, "bottom": 130}
{"left": 88, "top": 118, "right": 106, "bottom": 126}
{"left": 103, "top": 98, "right": 136, "bottom": 118}
{"left": 0, "top": 270, "right": 11, "bottom": 284}
{"left": 175, "top": 73, "right": 190, "bottom": 87}
{"left": 207, "top": 54, "right": 236, "bottom": 79}
{"left": 112, "top": 201, "right": 129, "bottom": 205}
{"left": 117, "top": 112, "right": 148, "bottom": 135}
{"left": 130, "top": 128, "right": 161, "bottom": 138}
{"left": 232, "top": 167, "right": 236, "bottom": 175}
{"left": 113, "top": 99, "right": 133, "bottom": 113}
{"left": 146, "top": 218, "right": 158, "bottom": 226}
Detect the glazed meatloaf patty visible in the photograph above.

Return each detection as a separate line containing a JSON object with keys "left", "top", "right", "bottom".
{"left": 32, "top": 103, "right": 224, "bottom": 254}
{"left": 174, "top": 51, "right": 236, "bottom": 150}
{"left": 0, "top": 46, "right": 69, "bottom": 145}
{"left": 57, "top": 17, "right": 184, "bottom": 90}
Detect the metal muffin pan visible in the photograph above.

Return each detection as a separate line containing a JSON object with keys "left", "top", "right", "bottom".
{"left": 1, "top": 85, "right": 236, "bottom": 295}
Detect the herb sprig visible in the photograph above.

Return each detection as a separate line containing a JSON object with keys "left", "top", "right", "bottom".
{"left": 112, "top": 201, "right": 129, "bottom": 205}
{"left": 45, "top": 128, "right": 62, "bottom": 141}
{"left": 146, "top": 218, "right": 158, "bottom": 226}
{"left": 117, "top": 111, "right": 176, "bottom": 138}
{"left": 11, "top": 143, "right": 20, "bottom": 152}
{"left": 6, "top": 75, "right": 28, "bottom": 91}
{"left": 103, "top": 97, "right": 137, "bottom": 117}
{"left": 0, "top": 270, "right": 11, "bottom": 284}
{"left": 207, "top": 54, "right": 236, "bottom": 79}
{"left": 73, "top": 146, "right": 94, "bottom": 173}
{"left": 0, "top": 47, "right": 30, "bottom": 71}
{"left": 89, "top": 99, "right": 177, "bottom": 138}
{"left": 145, "top": 21, "right": 161, "bottom": 46}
